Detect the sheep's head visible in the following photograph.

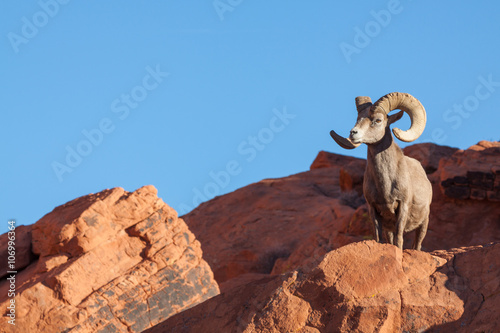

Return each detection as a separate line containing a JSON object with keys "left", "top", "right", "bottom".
{"left": 330, "top": 92, "right": 427, "bottom": 149}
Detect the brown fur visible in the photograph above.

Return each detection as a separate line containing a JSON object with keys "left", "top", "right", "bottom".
{"left": 349, "top": 108, "right": 432, "bottom": 250}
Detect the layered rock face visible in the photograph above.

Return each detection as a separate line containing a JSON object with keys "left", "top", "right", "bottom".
{"left": 182, "top": 141, "right": 500, "bottom": 291}
{"left": 147, "top": 240, "right": 500, "bottom": 333}
{"left": 438, "top": 141, "right": 500, "bottom": 201}
{"left": 1, "top": 141, "right": 499, "bottom": 333}
{"left": 0, "top": 186, "right": 218, "bottom": 333}
{"left": 425, "top": 141, "right": 500, "bottom": 249}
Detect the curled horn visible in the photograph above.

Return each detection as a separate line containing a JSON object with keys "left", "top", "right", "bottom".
{"left": 329, "top": 96, "right": 372, "bottom": 149}
{"left": 330, "top": 130, "right": 360, "bottom": 149}
{"left": 371, "top": 92, "right": 427, "bottom": 142}
{"left": 355, "top": 96, "right": 372, "bottom": 113}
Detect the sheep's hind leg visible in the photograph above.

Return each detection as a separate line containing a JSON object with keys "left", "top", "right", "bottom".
{"left": 368, "top": 205, "right": 383, "bottom": 243}
{"left": 413, "top": 217, "right": 429, "bottom": 251}
{"left": 384, "top": 231, "right": 394, "bottom": 245}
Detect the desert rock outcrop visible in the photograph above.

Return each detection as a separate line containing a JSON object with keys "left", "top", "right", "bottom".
{"left": 0, "top": 186, "right": 218, "bottom": 333}
{"left": 183, "top": 142, "right": 500, "bottom": 290}
{"left": 1, "top": 141, "right": 499, "bottom": 332}
{"left": 146, "top": 240, "right": 500, "bottom": 333}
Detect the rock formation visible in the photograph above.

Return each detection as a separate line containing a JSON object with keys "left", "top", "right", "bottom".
{"left": 1, "top": 140, "right": 499, "bottom": 333}
{"left": 0, "top": 225, "right": 35, "bottom": 280}
{"left": 438, "top": 141, "right": 500, "bottom": 201}
{"left": 0, "top": 186, "right": 218, "bottom": 333}
{"left": 183, "top": 152, "right": 367, "bottom": 290}
{"left": 146, "top": 240, "right": 500, "bottom": 333}
{"left": 182, "top": 142, "right": 500, "bottom": 291}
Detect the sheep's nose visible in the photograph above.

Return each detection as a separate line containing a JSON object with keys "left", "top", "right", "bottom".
{"left": 350, "top": 129, "right": 358, "bottom": 136}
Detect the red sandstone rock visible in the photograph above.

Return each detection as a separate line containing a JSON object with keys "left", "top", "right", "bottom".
{"left": 339, "top": 159, "right": 366, "bottom": 195}
{"left": 437, "top": 141, "right": 500, "bottom": 202}
{"left": 0, "top": 186, "right": 218, "bottom": 333}
{"left": 403, "top": 142, "right": 459, "bottom": 174}
{"left": 183, "top": 156, "right": 368, "bottom": 289}
{"left": 310, "top": 150, "right": 363, "bottom": 170}
{"left": 182, "top": 142, "right": 500, "bottom": 291}
{"left": 146, "top": 240, "right": 500, "bottom": 333}
{"left": 1, "top": 141, "right": 499, "bottom": 332}
{"left": 0, "top": 224, "right": 35, "bottom": 279}
{"left": 468, "top": 140, "right": 500, "bottom": 151}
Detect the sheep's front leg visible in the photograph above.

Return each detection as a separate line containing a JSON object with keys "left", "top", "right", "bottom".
{"left": 395, "top": 201, "right": 409, "bottom": 250}
{"left": 368, "top": 205, "right": 383, "bottom": 243}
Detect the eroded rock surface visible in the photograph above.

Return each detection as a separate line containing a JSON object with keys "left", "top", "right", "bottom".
{"left": 146, "top": 240, "right": 500, "bottom": 333}
{"left": 0, "top": 186, "right": 218, "bottom": 333}
{"left": 438, "top": 141, "right": 500, "bottom": 201}
{"left": 183, "top": 153, "right": 368, "bottom": 289}
{"left": 182, "top": 142, "right": 500, "bottom": 291}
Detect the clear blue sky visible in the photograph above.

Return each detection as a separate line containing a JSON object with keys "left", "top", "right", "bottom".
{"left": 2, "top": 1, "right": 500, "bottom": 235}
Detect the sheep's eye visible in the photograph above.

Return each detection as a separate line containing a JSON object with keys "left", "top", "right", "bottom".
{"left": 373, "top": 119, "right": 382, "bottom": 125}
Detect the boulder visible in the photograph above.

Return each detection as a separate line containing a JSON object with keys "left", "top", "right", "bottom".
{"left": 146, "top": 240, "right": 500, "bottom": 333}
{"left": 0, "top": 186, "right": 219, "bottom": 333}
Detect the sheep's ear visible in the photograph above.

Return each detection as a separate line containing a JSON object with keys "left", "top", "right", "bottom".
{"left": 388, "top": 111, "right": 404, "bottom": 125}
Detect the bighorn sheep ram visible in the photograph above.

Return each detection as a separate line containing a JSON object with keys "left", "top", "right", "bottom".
{"left": 330, "top": 92, "right": 432, "bottom": 250}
